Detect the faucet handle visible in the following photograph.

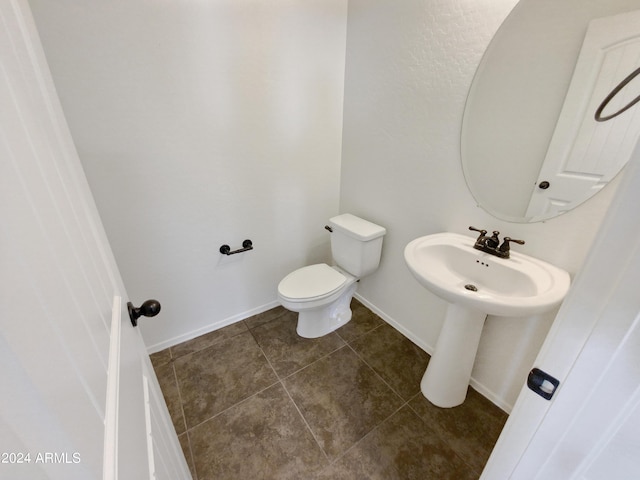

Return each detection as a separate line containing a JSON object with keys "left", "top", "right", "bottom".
{"left": 468, "top": 226, "right": 488, "bottom": 245}
{"left": 468, "top": 226, "right": 487, "bottom": 236}
{"left": 505, "top": 237, "right": 525, "bottom": 245}
{"left": 498, "top": 237, "right": 525, "bottom": 256}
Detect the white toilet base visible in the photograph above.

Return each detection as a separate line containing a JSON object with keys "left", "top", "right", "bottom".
{"left": 296, "top": 283, "right": 357, "bottom": 338}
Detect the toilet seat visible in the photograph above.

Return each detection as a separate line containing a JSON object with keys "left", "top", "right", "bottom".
{"left": 278, "top": 264, "right": 346, "bottom": 303}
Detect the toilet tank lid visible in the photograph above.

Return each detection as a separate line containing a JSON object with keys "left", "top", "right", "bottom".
{"left": 329, "top": 214, "right": 386, "bottom": 241}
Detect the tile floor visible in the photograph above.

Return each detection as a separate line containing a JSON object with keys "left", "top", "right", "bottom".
{"left": 150, "top": 299, "right": 507, "bottom": 480}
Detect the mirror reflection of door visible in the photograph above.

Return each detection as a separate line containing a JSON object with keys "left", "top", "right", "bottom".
{"left": 526, "top": 10, "right": 640, "bottom": 221}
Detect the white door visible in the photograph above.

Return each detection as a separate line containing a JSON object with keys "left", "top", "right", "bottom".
{"left": 482, "top": 142, "right": 640, "bottom": 477}
{"left": 526, "top": 10, "right": 640, "bottom": 220}
{"left": 0, "top": 1, "right": 190, "bottom": 478}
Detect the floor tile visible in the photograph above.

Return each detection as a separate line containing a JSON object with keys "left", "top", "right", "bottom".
{"left": 336, "top": 299, "right": 384, "bottom": 343}
{"left": 174, "top": 330, "right": 278, "bottom": 428}
{"left": 251, "top": 310, "right": 345, "bottom": 378}
{"left": 171, "top": 321, "right": 248, "bottom": 359}
{"left": 152, "top": 301, "right": 506, "bottom": 479}
{"left": 154, "top": 362, "right": 186, "bottom": 435}
{"left": 178, "top": 433, "right": 196, "bottom": 479}
{"left": 150, "top": 347, "right": 172, "bottom": 369}
{"left": 350, "top": 323, "right": 430, "bottom": 400}
{"left": 189, "top": 383, "right": 327, "bottom": 480}
{"left": 244, "top": 305, "right": 289, "bottom": 330}
{"left": 408, "top": 387, "right": 508, "bottom": 474}
{"left": 315, "top": 406, "right": 477, "bottom": 480}
{"left": 284, "top": 346, "right": 403, "bottom": 459}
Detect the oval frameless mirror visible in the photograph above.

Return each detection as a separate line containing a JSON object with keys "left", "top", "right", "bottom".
{"left": 461, "top": 0, "right": 640, "bottom": 223}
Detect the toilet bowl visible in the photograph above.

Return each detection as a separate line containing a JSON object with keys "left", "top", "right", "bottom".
{"left": 278, "top": 264, "right": 357, "bottom": 338}
{"left": 277, "top": 213, "right": 386, "bottom": 338}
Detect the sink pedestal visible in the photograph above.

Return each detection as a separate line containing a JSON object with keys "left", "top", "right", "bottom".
{"left": 421, "top": 304, "right": 487, "bottom": 408}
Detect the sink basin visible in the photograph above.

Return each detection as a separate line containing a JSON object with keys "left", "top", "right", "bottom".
{"left": 404, "top": 232, "right": 571, "bottom": 408}
{"left": 404, "top": 232, "right": 570, "bottom": 317}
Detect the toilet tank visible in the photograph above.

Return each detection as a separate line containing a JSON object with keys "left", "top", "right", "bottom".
{"left": 328, "top": 214, "right": 386, "bottom": 277}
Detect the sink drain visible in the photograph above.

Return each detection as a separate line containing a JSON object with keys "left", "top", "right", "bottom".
{"left": 464, "top": 284, "right": 478, "bottom": 292}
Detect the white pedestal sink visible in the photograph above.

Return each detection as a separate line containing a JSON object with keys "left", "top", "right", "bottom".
{"left": 404, "top": 232, "right": 570, "bottom": 408}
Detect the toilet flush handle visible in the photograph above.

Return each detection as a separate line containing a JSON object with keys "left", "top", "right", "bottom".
{"left": 324, "top": 225, "right": 333, "bottom": 233}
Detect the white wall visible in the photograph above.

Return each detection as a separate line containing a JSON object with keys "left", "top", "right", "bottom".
{"left": 340, "top": 0, "right": 620, "bottom": 411}
{"left": 29, "top": 0, "right": 348, "bottom": 350}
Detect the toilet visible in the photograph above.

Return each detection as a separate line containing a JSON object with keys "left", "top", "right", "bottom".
{"left": 277, "top": 213, "right": 386, "bottom": 338}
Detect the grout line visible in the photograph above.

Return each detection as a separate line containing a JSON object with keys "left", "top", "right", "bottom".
{"left": 182, "top": 430, "right": 198, "bottom": 480}
{"left": 247, "top": 306, "right": 409, "bottom": 464}
{"left": 271, "top": 338, "right": 407, "bottom": 468}
{"left": 170, "top": 362, "right": 189, "bottom": 439}
{"left": 345, "top": 341, "right": 407, "bottom": 404}
{"left": 325, "top": 399, "right": 409, "bottom": 468}
{"left": 249, "top": 330, "right": 332, "bottom": 462}
{"left": 276, "top": 341, "right": 347, "bottom": 382}
{"left": 176, "top": 319, "right": 283, "bottom": 432}
{"left": 404, "top": 391, "right": 489, "bottom": 477}
{"left": 265, "top": 319, "right": 388, "bottom": 385}
{"left": 279, "top": 379, "right": 331, "bottom": 463}
{"left": 183, "top": 378, "right": 282, "bottom": 432}
{"left": 170, "top": 324, "right": 251, "bottom": 362}
{"left": 244, "top": 313, "right": 402, "bottom": 466}
{"left": 335, "top": 320, "right": 384, "bottom": 344}
{"left": 170, "top": 362, "right": 198, "bottom": 480}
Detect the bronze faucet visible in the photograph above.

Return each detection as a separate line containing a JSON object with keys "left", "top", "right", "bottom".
{"left": 469, "top": 226, "right": 525, "bottom": 259}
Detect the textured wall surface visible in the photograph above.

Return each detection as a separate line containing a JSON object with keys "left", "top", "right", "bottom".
{"left": 340, "top": 0, "right": 619, "bottom": 410}
{"left": 29, "top": 0, "right": 348, "bottom": 349}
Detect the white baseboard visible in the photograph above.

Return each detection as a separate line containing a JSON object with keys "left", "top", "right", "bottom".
{"left": 469, "top": 379, "right": 513, "bottom": 413}
{"left": 354, "top": 293, "right": 512, "bottom": 414}
{"left": 353, "top": 293, "right": 435, "bottom": 354}
{"left": 146, "top": 299, "right": 281, "bottom": 354}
